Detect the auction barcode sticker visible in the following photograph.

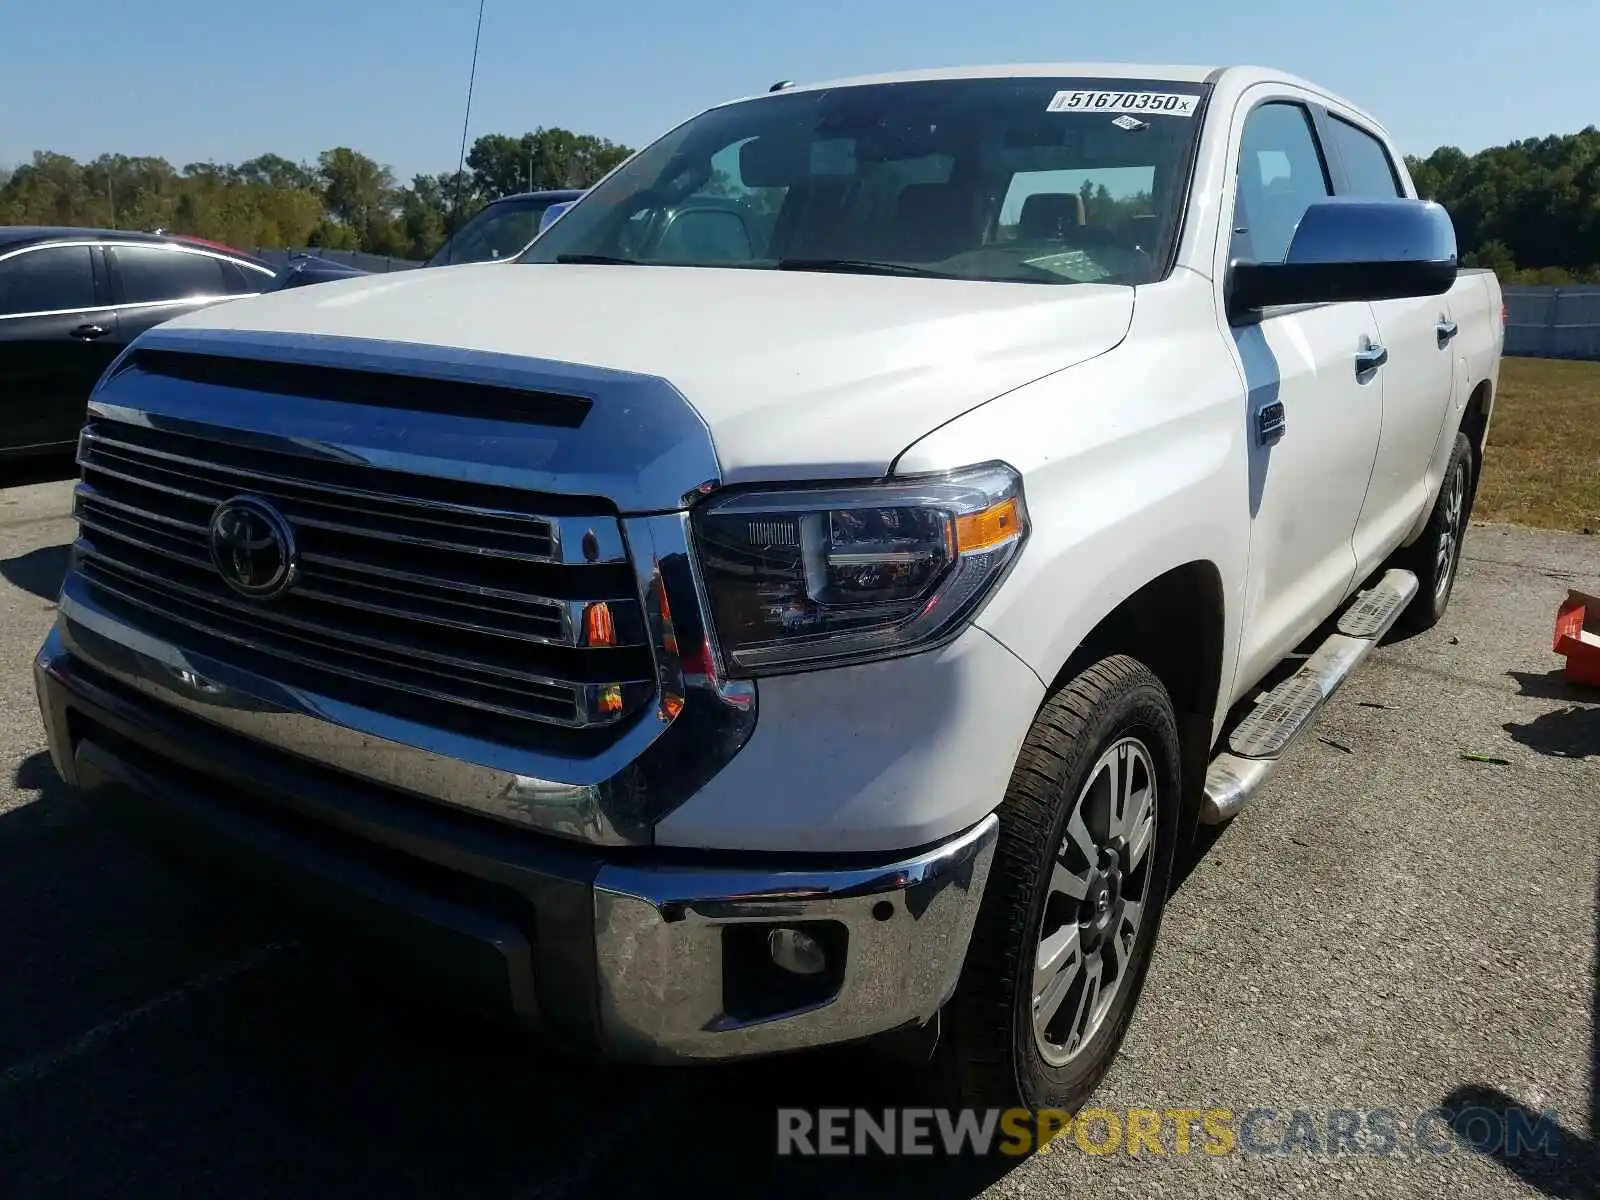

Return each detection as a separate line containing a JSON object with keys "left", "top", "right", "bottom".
{"left": 1047, "top": 90, "right": 1199, "bottom": 117}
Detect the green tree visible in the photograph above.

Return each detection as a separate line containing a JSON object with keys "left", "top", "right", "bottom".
{"left": 316, "top": 147, "right": 396, "bottom": 242}
{"left": 1464, "top": 238, "right": 1517, "bottom": 276}
{"left": 0, "top": 152, "right": 90, "bottom": 225}
{"left": 234, "top": 154, "right": 318, "bottom": 192}
{"left": 467, "top": 128, "right": 632, "bottom": 199}
{"left": 397, "top": 173, "right": 451, "bottom": 258}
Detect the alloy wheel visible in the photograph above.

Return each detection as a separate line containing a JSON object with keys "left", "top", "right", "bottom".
{"left": 1031, "top": 737, "right": 1159, "bottom": 1067}
{"left": 1436, "top": 458, "right": 1468, "bottom": 605}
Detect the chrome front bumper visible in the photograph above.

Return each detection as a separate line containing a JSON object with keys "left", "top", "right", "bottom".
{"left": 36, "top": 624, "right": 997, "bottom": 1061}
{"left": 592, "top": 815, "right": 997, "bottom": 1061}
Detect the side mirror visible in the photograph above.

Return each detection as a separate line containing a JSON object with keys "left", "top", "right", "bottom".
{"left": 1229, "top": 198, "right": 1457, "bottom": 317}
{"left": 538, "top": 199, "right": 577, "bottom": 234}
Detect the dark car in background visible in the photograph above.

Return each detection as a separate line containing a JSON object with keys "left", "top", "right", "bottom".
{"left": 0, "top": 227, "right": 277, "bottom": 459}
{"left": 263, "top": 252, "right": 372, "bottom": 292}
{"left": 264, "top": 190, "right": 589, "bottom": 293}
{"left": 426, "top": 188, "right": 584, "bottom": 266}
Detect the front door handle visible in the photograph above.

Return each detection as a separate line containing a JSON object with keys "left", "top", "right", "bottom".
{"left": 1436, "top": 319, "right": 1459, "bottom": 347}
{"left": 1355, "top": 342, "right": 1388, "bottom": 375}
{"left": 69, "top": 323, "right": 109, "bottom": 341}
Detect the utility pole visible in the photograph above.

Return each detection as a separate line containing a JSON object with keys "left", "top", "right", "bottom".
{"left": 107, "top": 177, "right": 116, "bottom": 229}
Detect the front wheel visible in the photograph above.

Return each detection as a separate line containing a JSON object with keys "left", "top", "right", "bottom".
{"left": 940, "top": 655, "right": 1181, "bottom": 1114}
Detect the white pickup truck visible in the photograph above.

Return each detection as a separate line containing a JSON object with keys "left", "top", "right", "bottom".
{"left": 35, "top": 63, "right": 1502, "bottom": 1114}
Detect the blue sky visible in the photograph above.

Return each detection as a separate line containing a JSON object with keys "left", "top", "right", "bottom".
{"left": 2, "top": 0, "right": 1595, "bottom": 179}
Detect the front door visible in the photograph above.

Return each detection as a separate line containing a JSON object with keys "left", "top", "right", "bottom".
{"left": 0, "top": 243, "right": 112, "bottom": 454}
{"left": 1224, "top": 97, "right": 1385, "bottom": 696}
{"left": 1232, "top": 305, "right": 1385, "bottom": 692}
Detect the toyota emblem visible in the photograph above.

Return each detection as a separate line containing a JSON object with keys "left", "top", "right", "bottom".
{"left": 209, "top": 496, "right": 297, "bottom": 599}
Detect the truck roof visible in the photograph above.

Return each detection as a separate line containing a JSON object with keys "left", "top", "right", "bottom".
{"left": 775, "top": 62, "right": 1225, "bottom": 91}
{"left": 723, "top": 63, "right": 1388, "bottom": 142}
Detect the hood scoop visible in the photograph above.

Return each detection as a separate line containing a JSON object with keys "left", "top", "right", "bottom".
{"left": 118, "top": 346, "right": 593, "bottom": 429}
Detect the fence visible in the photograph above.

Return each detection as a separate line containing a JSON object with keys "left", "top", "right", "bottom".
{"left": 248, "top": 247, "right": 422, "bottom": 273}
{"left": 1502, "top": 284, "right": 1600, "bottom": 361}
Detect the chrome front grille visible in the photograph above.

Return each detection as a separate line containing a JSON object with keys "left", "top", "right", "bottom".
{"left": 72, "top": 419, "right": 658, "bottom": 753}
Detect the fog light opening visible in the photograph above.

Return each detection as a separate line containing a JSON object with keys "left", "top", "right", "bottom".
{"left": 768, "top": 926, "right": 827, "bottom": 976}
{"left": 723, "top": 920, "right": 848, "bottom": 1021}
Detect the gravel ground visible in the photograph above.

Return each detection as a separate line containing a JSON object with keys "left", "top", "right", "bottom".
{"left": 1, "top": 463, "right": 1595, "bottom": 1200}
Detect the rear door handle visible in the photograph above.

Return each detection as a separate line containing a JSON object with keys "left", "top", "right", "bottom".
{"left": 1355, "top": 343, "right": 1388, "bottom": 375}
{"left": 69, "top": 323, "right": 109, "bottom": 341}
{"left": 1436, "top": 319, "right": 1459, "bottom": 347}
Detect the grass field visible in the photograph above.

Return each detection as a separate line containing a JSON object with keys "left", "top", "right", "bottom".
{"left": 1474, "top": 356, "right": 1600, "bottom": 534}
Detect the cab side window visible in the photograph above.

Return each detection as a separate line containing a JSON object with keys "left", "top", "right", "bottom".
{"left": 1232, "top": 102, "right": 1332, "bottom": 265}
{"left": 1325, "top": 117, "right": 1404, "bottom": 199}
{"left": 0, "top": 246, "right": 96, "bottom": 316}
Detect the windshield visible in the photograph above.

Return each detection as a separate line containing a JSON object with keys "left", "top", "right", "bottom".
{"left": 428, "top": 198, "right": 560, "bottom": 267}
{"left": 520, "top": 77, "right": 1208, "bottom": 284}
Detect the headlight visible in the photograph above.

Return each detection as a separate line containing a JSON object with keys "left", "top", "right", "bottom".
{"left": 692, "top": 462, "right": 1027, "bottom": 675}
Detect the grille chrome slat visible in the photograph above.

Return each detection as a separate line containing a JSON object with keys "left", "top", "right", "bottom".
{"left": 85, "top": 426, "right": 583, "bottom": 532}
{"left": 74, "top": 505, "right": 213, "bottom": 571}
{"left": 290, "top": 579, "right": 573, "bottom": 645}
{"left": 298, "top": 551, "right": 627, "bottom": 613}
{"left": 75, "top": 480, "right": 211, "bottom": 537}
{"left": 86, "top": 439, "right": 559, "bottom": 563}
{"left": 77, "top": 558, "right": 590, "bottom": 725}
{"left": 74, "top": 489, "right": 648, "bottom": 650}
{"left": 72, "top": 417, "right": 655, "bottom": 746}
{"left": 79, "top": 424, "right": 615, "bottom": 562}
{"left": 259, "top": 509, "right": 555, "bottom": 563}
{"left": 76, "top": 540, "right": 604, "bottom": 696}
{"left": 79, "top": 453, "right": 226, "bottom": 510}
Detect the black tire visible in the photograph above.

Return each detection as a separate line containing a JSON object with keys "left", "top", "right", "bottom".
{"left": 939, "top": 655, "right": 1182, "bottom": 1114}
{"left": 1395, "top": 431, "right": 1473, "bottom": 634}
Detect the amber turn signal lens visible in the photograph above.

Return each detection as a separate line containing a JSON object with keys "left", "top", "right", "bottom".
{"left": 584, "top": 601, "right": 616, "bottom": 647}
{"left": 955, "top": 496, "right": 1022, "bottom": 553}
{"left": 598, "top": 684, "right": 624, "bottom": 715}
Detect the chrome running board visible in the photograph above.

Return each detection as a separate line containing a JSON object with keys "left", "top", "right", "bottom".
{"left": 1200, "top": 568, "right": 1419, "bottom": 825}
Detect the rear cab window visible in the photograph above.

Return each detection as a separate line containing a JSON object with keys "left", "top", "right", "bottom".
{"left": 1324, "top": 116, "right": 1405, "bottom": 198}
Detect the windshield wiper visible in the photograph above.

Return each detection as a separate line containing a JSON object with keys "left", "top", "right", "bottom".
{"left": 552, "top": 253, "right": 642, "bottom": 265}
{"left": 775, "top": 258, "right": 961, "bottom": 279}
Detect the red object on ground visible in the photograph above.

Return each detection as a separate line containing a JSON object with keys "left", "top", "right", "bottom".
{"left": 1553, "top": 590, "right": 1600, "bottom": 687}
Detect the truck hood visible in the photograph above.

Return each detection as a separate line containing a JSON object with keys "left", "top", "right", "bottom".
{"left": 163, "top": 263, "right": 1134, "bottom": 482}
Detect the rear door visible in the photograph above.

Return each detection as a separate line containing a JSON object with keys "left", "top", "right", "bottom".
{"left": 1319, "top": 111, "right": 1459, "bottom": 575}
{"left": 1221, "top": 94, "right": 1387, "bottom": 695}
{"left": 104, "top": 242, "right": 238, "bottom": 345}
{"left": 0, "top": 242, "right": 110, "bottom": 454}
